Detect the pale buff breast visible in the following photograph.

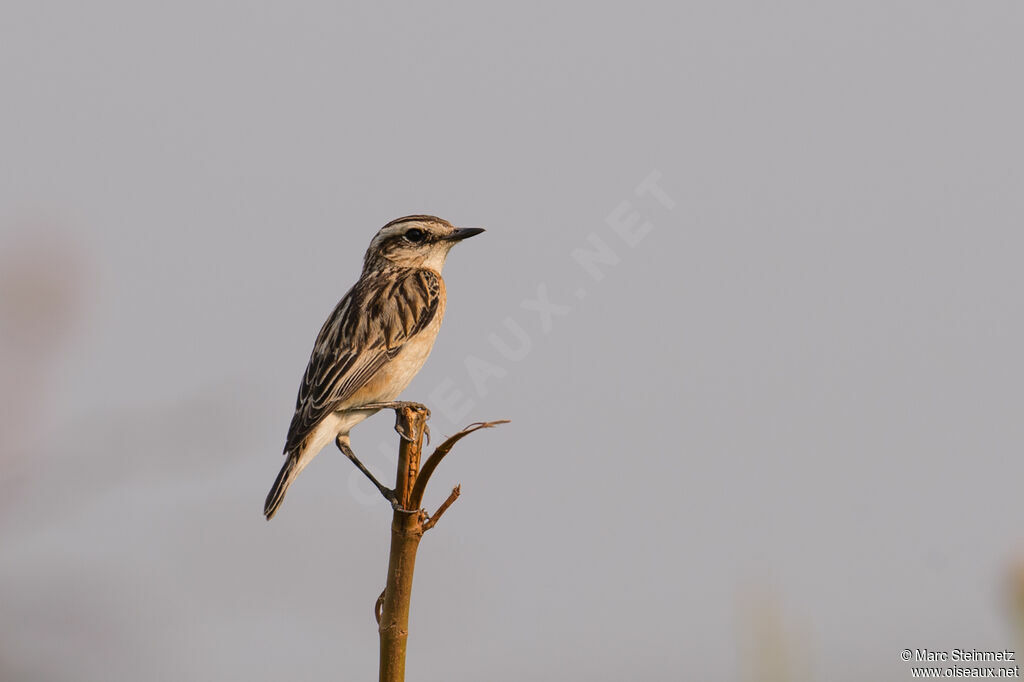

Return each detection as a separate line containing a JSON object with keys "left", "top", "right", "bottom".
{"left": 292, "top": 283, "right": 447, "bottom": 468}
{"left": 348, "top": 278, "right": 446, "bottom": 406}
{"left": 290, "top": 274, "right": 448, "bottom": 472}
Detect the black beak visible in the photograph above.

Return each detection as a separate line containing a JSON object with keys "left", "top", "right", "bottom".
{"left": 447, "top": 227, "right": 485, "bottom": 241}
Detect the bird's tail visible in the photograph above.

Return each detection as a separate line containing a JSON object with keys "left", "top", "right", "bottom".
{"left": 264, "top": 455, "right": 300, "bottom": 520}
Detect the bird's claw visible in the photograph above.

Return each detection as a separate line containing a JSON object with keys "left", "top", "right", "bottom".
{"left": 399, "top": 401, "right": 430, "bottom": 417}
{"left": 395, "top": 420, "right": 430, "bottom": 443}
{"left": 384, "top": 401, "right": 430, "bottom": 441}
{"left": 395, "top": 422, "right": 415, "bottom": 442}
{"left": 390, "top": 499, "right": 421, "bottom": 515}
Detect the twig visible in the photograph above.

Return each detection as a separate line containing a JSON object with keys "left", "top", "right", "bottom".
{"left": 368, "top": 403, "right": 507, "bottom": 682}
{"left": 422, "top": 485, "right": 461, "bottom": 532}
{"left": 378, "top": 406, "right": 428, "bottom": 682}
{"left": 409, "top": 420, "right": 509, "bottom": 509}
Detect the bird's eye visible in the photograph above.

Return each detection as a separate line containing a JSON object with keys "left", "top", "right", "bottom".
{"left": 404, "top": 228, "right": 425, "bottom": 243}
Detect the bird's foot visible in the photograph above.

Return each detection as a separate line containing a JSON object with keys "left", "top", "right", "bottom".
{"left": 361, "top": 400, "right": 431, "bottom": 417}
{"left": 361, "top": 401, "right": 431, "bottom": 441}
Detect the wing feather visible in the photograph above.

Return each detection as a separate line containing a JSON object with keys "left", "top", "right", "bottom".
{"left": 283, "top": 268, "right": 441, "bottom": 454}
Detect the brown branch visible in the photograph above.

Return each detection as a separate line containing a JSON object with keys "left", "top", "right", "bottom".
{"left": 373, "top": 405, "right": 508, "bottom": 682}
{"left": 422, "top": 485, "right": 461, "bottom": 532}
{"left": 378, "top": 405, "right": 427, "bottom": 682}
{"left": 409, "top": 420, "right": 509, "bottom": 509}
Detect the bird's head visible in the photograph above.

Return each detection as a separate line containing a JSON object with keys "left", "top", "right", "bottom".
{"left": 363, "top": 215, "right": 484, "bottom": 273}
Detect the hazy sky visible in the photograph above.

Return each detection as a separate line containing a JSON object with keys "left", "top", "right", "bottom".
{"left": 2, "top": 2, "right": 1022, "bottom": 681}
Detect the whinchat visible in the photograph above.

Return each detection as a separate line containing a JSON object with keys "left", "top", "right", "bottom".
{"left": 264, "top": 215, "right": 484, "bottom": 520}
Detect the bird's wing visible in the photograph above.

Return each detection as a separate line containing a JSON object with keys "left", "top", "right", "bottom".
{"left": 283, "top": 268, "right": 441, "bottom": 454}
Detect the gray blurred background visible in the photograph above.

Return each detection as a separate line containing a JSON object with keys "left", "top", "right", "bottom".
{"left": 2, "top": 2, "right": 1022, "bottom": 681}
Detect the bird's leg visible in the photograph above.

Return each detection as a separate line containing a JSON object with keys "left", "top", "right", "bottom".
{"left": 336, "top": 435, "right": 397, "bottom": 505}
{"left": 359, "top": 401, "right": 431, "bottom": 442}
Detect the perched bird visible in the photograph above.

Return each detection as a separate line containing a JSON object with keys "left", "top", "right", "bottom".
{"left": 264, "top": 215, "right": 484, "bottom": 520}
